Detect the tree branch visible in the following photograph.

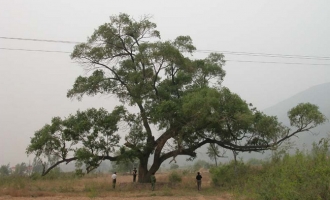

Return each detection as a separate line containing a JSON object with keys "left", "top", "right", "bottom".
{"left": 42, "top": 157, "right": 78, "bottom": 176}
{"left": 41, "top": 155, "right": 119, "bottom": 176}
{"left": 159, "top": 148, "right": 196, "bottom": 163}
{"left": 124, "top": 141, "right": 143, "bottom": 155}
{"left": 153, "top": 128, "right": 175, "bottom": 161}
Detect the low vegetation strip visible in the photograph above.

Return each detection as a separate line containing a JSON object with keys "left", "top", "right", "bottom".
{"left": 2, "top": 138, "right": 330, "bottom": 199}
{"left": 209, "top": 138, "right": 330, "bottom": 200}
{"left": 0, "top": 197, "right": 229, "bottom": 200}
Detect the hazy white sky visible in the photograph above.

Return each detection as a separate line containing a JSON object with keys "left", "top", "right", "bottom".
{"left": 1, "top": 0, "right": 330, "bottom": 166}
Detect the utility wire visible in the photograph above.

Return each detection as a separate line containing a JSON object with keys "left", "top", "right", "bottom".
{"left": 196, "top": 50, "right": 330, "bottom": 61}
{"left": 2, "top": 36, "right": 330, "bottom": 61}
{"left": 0, "top": 47, "right": 71, "bottom": 54}
{"left": 1, "top": 47, "right": 329, "bottom": 66}
{"left": 0, "top": 36, "right": 80, "bottom": 44}
{"left": 225, "top": 59, "right": 330, "bottom": 66}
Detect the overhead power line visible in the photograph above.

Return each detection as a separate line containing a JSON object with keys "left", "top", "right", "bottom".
{"left": 1, "top": 36, "right": 330, "bottom": 61}
{"left": 1, "top": 47, "right": 329, "bottom": 66}
{"left": 2, "top": 36, "right": 330, "bottom": 61}
{"left": 226, "top": 59, "right": 330, "bottom": 66}
{"left": 196, "top": 50, "right": 330, "bottom": 61}
{"left": 0, "top": 36, "right": 80, "bottom": 44}
{"left": 0, "top": 47, "right": 71, "bottom": 54}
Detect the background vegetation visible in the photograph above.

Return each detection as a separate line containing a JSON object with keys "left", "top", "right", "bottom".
{"left": 2, "top": 136, "right": 330, "bottom": 199}
{"left": 209, "top": 137, "right": 330, "bottom": 200}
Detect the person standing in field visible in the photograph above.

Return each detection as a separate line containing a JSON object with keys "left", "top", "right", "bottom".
{"left": 133, "top": 167, "right": 137, "bottom": 182}
{"left": 196, "top": 172, "right": 202, "bottom": 191}
{"left": 150, "top": 172, "right": 156, "bottom": 191}
{"left": 112, "top": 172, "right": 117, "bottom": 189}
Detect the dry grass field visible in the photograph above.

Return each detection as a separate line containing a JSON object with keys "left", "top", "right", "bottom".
{"left": 0, "top": 171, "right": 233, "bottom": 200}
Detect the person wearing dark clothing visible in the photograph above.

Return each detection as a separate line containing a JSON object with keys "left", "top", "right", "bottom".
{"left": 196, "top": 172, "right": 202, "bottom": 191}
{"left": 150, "top": 172, "right": 156, "bottom": 191}
{"left": 133, "top": 167, "right": 137, "bottom": 182}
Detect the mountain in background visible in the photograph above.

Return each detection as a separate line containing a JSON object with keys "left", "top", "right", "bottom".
{"left": 263, "top": 82, "right": 330, "bottom": 148}
{"left": 240, "top": 82, "right": 330, "bottom": 161}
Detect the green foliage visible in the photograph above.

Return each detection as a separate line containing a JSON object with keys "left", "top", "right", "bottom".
{"left": 29, "top": 172, "right": 41, "bottom": 180}
{"left": 255, "top": 148, "right": 330, "bottom": 200}
{"left": 0, "top": 176, "right": 28, "bottom": 189}
{"left": 288, "top": 103, "right": 326, "bottom": 129}
{"left": 210, "top": 161, "right": 250, "bottom": 188}
{"left": 13, "top": 162, "right": 27, "bottom": 176}
{"left": 0, "top": 164, "right": 10, "bottom": 176}
{"left": 111, "top": 147, "right": 139, "bottom": 173}
{"left": 27, "top": 107, "right": 125, "bottom": 174}
{"left": 168, "top": 171, "right": 182, "bottom": 183}
{"left": 210, "top": 137, "right": 330, "bottom": 200}
{"left": 75, "top": 169, "right": 85, "bottom": 177}
{"left": 41, "top": 167, "right": 61, "bottom": 180}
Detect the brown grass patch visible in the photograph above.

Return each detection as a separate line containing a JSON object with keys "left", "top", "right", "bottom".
{"left": 0, "top": 172, "right": 232, "bottom": 200}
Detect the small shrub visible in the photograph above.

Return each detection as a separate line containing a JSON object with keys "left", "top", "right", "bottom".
{"left": 75, "top": 169, "right": 85, "bottom": 177}
{"left": 210, "top": 160, "right": 249, "bottom": 188}
{"left": 168, "top": 171, "right": 182, "bottom": 183}
{"left": 29, "top": 172, "right": 41, "bottom": 180}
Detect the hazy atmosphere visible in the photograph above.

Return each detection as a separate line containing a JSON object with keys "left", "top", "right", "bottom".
{"left": 1, "top": 0, "right": 330, "bottom": 166}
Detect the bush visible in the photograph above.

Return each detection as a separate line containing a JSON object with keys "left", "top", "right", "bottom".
{"left": 29, "top": 172, "right": 41, "bottom": 180}
{"left": 168, "top": 171, "right": 182, "bottom": 183}
{"left": 229, "top": 139, "right": 330, "bottom": 200}
{"left": 210, "top": 161, "right": 250, "bottom": 188}
{"left": 255, "top": 148, "right": 330, "bottom": 200}
{"left": 75, "top": 169, "right": 85, "bottom": 177}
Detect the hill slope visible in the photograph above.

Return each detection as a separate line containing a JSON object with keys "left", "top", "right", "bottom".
{"left": 263, "top": 82, "right": 330, "bottom": 147}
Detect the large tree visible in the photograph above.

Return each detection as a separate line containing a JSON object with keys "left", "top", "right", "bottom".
{"left": 27, "top": 13, "right": 326, "bottom": 182}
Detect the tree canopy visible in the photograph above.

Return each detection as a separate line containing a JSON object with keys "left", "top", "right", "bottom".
{"left": 27, "top": 13, "right": 326, "bottom": 182}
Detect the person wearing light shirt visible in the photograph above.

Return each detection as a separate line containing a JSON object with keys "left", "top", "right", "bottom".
{"left": 112, "top": 172, "right": 117, "bottom": 189}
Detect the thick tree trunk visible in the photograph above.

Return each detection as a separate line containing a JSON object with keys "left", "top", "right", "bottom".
{"left": 137, "top": 155, "right": 162, "bottom": 183}
{"left": 138, "top": 157, "right": 150, "bottom": 183}
{"left": 233, "top": 150, "right": 238, "bottom": 177}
